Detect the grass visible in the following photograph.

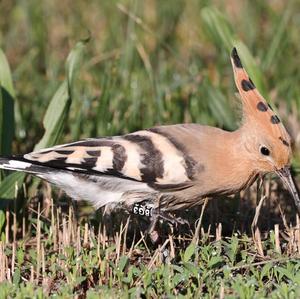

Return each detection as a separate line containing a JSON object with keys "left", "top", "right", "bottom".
{"left": 1, "top": 0, "right": 300, "bottom": 297}
{"left": 1, "top": 200, "right": 300, "bottom": 298}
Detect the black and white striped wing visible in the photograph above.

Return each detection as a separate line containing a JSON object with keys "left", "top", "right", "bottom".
{"left": 23, "top": 129, "right": 196, "bottom": 190}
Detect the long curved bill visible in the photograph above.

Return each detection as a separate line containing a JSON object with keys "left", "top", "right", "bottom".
{"left": 276, "top": 166, "right": 300, "bottom": 214}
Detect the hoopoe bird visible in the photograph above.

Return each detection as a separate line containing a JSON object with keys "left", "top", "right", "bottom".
{"left": 0, "top": 48, "right": 299, "bottom": 232}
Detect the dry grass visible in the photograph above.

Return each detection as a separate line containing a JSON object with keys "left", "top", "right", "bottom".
{"left": 0, "top": 178, "right": 300, "bottom": 297}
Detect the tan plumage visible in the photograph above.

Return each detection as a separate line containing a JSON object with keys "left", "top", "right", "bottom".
{"left": 0, "top": 48, "right": 299, "bottom": 231}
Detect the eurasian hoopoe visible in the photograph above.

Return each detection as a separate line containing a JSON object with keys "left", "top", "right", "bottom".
{"left": 0, "top": 48, "right": 299, "bottom": 232}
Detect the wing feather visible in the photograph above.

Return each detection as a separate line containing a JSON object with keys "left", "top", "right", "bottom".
{"left": 23, "top": 128, "right": 197, "bottom": 191}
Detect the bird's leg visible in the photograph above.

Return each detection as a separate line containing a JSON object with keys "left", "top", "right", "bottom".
{"left": 146, "top": 208, "right": 177, "bottom": 243}
{"left": 126, "top": 196, "right": 161, "bottom": 243}
{"left": 147, "top": 209, "right": 190, "bottom": 243}
{"left": 147, "top": 213, "right": 160, "bottom": 243}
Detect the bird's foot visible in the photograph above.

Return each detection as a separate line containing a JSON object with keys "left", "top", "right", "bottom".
{"left": 156, "top": 212, "right": 189, "bottom": 227}
{"left": 147, "top": 210, "right": 189, "bottom": 243}
{"left": 150, "top": 210, "right": 188, "bottom": 228}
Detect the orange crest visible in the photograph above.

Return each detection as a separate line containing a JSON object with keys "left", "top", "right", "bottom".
{"left": 230, "top": 48, "right": 291, "bottom": 168}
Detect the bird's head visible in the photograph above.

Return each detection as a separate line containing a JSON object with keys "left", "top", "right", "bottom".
{"left": 231, "top": 48, "right": 299, "bottom": 212}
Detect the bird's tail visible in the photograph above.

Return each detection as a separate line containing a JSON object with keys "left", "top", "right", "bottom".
{"left": 0, "top": 156, "right": 51, "bottom": 175}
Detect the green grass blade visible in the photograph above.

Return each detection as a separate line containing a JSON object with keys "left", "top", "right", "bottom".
{"left": 200, "top": 6, "right": 234, "bottom": 52}
{"left": 263, "top": 5, "right": 292, "bottom": 70}
{"left": 35, "top": 40, "right": 88, "bottom": 150}
{"left": 206, "top": 87, "right": 236, "bottom": 130}
{"left": 0, "top": 48, "right": 15, "bottom": 155}
{"left": 200, "top": 7, "right": 267, "bottom": 97}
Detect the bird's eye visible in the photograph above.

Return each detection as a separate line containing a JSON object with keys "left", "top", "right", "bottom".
{"left": 260, "top": 146, "right": 270, "bottom": 156}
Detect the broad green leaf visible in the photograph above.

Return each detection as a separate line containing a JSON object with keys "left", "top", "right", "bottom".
{"left": 183, "top": 243, "right": 196, "bottom": 262}
{"left": 35, "top": 39, "right": 88, "bottom": 150}
{"left": 0, "top": 49, "right": 15, "bottom": 98}
{"left": 0, "top": 172, "right": 25, "bottom": 200}
{"left": 0, "top": 40, "right": 88, "bottom": 200}
{"left": 0, "top": 48, "right": 15, "bottom": 155}
{"left": 66, "top": 38, "right": 89, "bottom": 94}
{"left": 207, "top": 255, "right": 223, "bottom": 269}
{"left": 117, "top": 256, "right": 128, "bottom": 272}
{"left": 34, "top": 81, "right": 70, "bottom": 150}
